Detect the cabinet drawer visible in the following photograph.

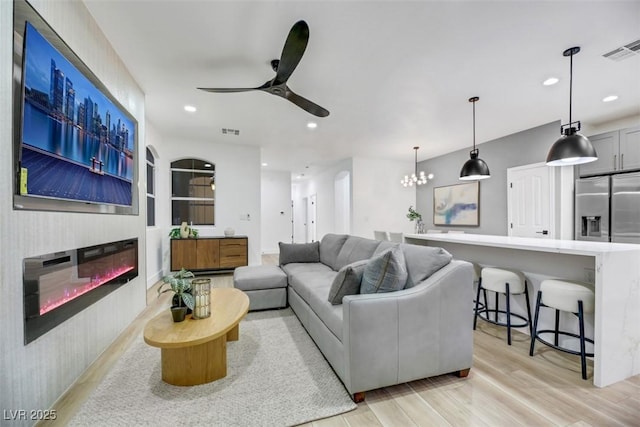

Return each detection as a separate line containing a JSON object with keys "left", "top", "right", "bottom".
{"left": 219, "top": 254, "right": 248, "bottom": 268}
{"left": 220, "top": 246, "right": 246, "bottom": 257}
{"left": 220, "top": 239, "right": 247, "bottom": 248}
{"left": 219, "top": 238, "right": 247, "bottom": 268}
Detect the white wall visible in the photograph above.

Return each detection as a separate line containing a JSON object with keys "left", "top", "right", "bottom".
{"left": 334, "top": 170, "right": 351, "bottom": 234}
{"left": 293, "top": 159, "right": 353, "bottom": 242}
{"left": 261, "top": 170, "right": 292, "bottom": 253}
{"left": 1, "top": 0, "right": 146, "bottom": 422}
{"left": 293, "top": 157, "right": 416, "bottom": 241}
{"left": 153, "top": 136, "right": 262, "bottom": 268}
{"left": 351, "top": 157, "right": 416, "bottom": 238}
{"left": 145, "top": 121, "right": 163, "bottom": 287}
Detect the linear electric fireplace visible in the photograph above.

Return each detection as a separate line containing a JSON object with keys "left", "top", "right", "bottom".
{"left": 23, "top": 238, "right": 138, "bottom": 344}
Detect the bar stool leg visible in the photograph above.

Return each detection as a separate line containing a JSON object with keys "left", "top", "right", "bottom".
{"left": 578, "top": 300, "right": 588, "bottom": 380}
{"left": 473, "top": 278, "right": 483, "bottom": 330}
{"left": 529, "top": 290, "right": 542, "bottom": 356}
{"left": 554, "top": 309, "right": 560, "bottom": 346}
{"left": 483, "top": 289, "right": 488, "bottom": 316}
{"left": 524, "top": 281, "right": 533, "bottom": 335}
{"left": 473, "top": 277, "right": 483, "bottom": 313}
{"left": 495, "top": 292, "right": 499, "bottom": 323}
{"left": 505, "top": 283, "right": 512, "bottom": 345}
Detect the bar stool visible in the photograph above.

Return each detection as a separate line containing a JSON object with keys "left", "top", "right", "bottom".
{"left": 529, "top": 279, "right": 595, "bottom": 380}
{"left": 473, "top": 267, "right": 532, "bottom": 345}
{"left": 373, "top": 231, "right": 389, "bottom": 241}
{"left": 472, "top": 262, "right": 484, "bottom": 314}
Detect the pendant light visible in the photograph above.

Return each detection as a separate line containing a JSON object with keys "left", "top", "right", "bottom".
{"left": 546, "top": 47, "right": 597, "bottom": 166}
{"left": 401, "top": 146, "right": 434, "bottom": 187}
{"left": 459, "top": 97, "right": 490, "bottom": 180}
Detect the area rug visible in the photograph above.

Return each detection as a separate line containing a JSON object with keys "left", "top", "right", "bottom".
{"left": 70, "top": 309, "right": 356, "bottom": 426}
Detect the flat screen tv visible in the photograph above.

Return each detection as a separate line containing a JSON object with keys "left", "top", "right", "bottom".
{"left": 13, "top": 0, "right": 139, "bottom": 215}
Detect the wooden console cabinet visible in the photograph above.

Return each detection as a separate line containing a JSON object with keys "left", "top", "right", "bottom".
{"left": 170, "top": 237, "right": 247, "bottom": 272}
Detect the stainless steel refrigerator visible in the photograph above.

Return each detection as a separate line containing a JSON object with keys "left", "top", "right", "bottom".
{"left": 575, "top": 172, "right": 640, "bottom": 243}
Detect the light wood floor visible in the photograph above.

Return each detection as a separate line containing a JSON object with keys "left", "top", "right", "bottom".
{"left": 41, "top": 256, "right": 640, "bottom": 427}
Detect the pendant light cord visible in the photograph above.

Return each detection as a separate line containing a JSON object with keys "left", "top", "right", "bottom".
{"left": 562, "top": 46, "right": 580, "bottom": 134}
{"left": 472, "top": 100, "right": 476, "bottom": 150}
{"left": 468, "top": 96, "right": 479, "bottom": 153}
{"left": 569, "top": 50, "right": 573, "bottom": 128}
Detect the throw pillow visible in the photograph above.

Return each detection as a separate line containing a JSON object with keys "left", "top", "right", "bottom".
{"left": 401, "top": 244, "right": 453, "bottom": 288}
{"left": 360, "top": 246, "right": 408, "bottom": 294}
{"left": 327, "top": 259, "right": 368, "bottom": 305}
{"left": 278, "top": 241, "right": 320, "bottom": 265}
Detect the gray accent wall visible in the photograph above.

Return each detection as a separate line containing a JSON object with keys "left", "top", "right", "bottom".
{"left": 416, "top": 121, "right": 560, "bottom": 235}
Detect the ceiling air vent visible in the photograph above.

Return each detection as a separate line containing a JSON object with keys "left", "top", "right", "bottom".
{"left": 603, "top": 39, "right": 640, "bottom": 62}
{"left": 221, "top": 128, "right": 240, "bottom": 136}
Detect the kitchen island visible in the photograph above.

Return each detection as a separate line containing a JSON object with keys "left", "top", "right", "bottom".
{"left": 405, "top": 233, "right": 640, "bottom": 388}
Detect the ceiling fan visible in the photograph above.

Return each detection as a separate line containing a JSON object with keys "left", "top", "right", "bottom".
{"left": 198, "top": 20, "right": 329, "bottom": 118}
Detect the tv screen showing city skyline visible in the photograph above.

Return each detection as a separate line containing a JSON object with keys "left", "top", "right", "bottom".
{"left": 20, "top": 21, "right": 136, "bottom": 206}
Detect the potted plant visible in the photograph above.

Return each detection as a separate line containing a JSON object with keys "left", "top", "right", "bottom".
{"left": 407, "top": 205, "right": 425, "bottom": 234}
{"left": 168, "top": 227, "right": 182, "bottom": 239}
{"left": 158, "top": 268, "right": 195, "bottom": 322}
{"left": 168, "top": 225, "right": 198, "bottom": 239}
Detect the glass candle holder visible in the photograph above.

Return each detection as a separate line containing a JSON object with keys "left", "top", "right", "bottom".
{"left": 191, "top": 278, "right": 211, "bottom": 319}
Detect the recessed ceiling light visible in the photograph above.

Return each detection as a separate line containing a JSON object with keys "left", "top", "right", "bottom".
{"left": 602, "top": 95, "right": 618, "bottom": 102}
{"left": 543, "top": 77, "right": 559, "bottom": 86}
{"left": 307, "top": 122, "right": 317, "bottom": 129}
{"left": 261, "top": 162, "right": 268, "bottom": 167}
{"left": 184, "top": 105, "right": 197, "bottom": 112}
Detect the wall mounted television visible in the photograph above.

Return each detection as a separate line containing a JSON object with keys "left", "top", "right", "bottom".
{"left": 12, "top": 0, "right": 139, "bottom": 215}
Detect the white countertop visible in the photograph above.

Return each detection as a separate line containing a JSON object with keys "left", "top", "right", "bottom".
{"left": 404, "top": 233, "right": 640, "bottom": 256}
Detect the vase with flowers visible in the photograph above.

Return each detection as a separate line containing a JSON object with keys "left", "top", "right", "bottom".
{"left": 407, "top": 206, "right": 425, "bottom": 234}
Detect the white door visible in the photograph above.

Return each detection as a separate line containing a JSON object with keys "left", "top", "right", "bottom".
{"left": 308, "top": 194, "right": 317, "bottom": 242}
{"left": 507, "top": 163, "right": 554, "bottom": 238}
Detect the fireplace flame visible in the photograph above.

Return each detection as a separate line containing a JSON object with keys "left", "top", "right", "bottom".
{"left": 39, "top": 265, "right": 135, "bottom": 315}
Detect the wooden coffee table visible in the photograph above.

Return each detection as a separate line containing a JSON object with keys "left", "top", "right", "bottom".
{"left": 143, "top": 288, "right": 249, "bottom": 386}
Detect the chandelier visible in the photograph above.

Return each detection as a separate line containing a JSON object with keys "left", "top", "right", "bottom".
{"left": 401, "top": 146, "right": 433, "bottom": 187}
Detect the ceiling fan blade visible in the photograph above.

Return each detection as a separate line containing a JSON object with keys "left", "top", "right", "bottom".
{"left": 273, "top": 20, "right": 309, "bottom": 86}
{"left": 284, "top": 87, "right": 329, "bottom": 117}
{"left": 197, "top": 87, "right": 257, "bottom": 93}
{"left": 198, "top": 80, "right": 271, "bottom": 93}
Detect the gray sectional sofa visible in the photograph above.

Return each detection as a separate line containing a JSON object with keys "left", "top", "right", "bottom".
{"left": 234, "top": 233, "right": 474, "bottom": 401}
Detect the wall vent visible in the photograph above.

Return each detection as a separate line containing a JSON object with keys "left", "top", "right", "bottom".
{"left": 221, "top": 128, "right": 240, "bottom": 136}
{"left": 603, "top": 39, "right": 640, "bottom": 61}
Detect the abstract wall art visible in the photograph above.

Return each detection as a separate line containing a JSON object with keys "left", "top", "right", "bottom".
{"left": 433, "top": 181, "right": 479, "bottom": 226}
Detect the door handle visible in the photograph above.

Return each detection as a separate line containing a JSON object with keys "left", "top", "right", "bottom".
{"left": 621, "top": 153, "right": 624, "bottom": 170}
{"left": 535, "top": 230, "right": 549, "bottom": 235}
{"left": 614, "top": 154, "right": 617, "bottom": 171}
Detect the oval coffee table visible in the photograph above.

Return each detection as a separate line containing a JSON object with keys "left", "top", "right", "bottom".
{"left": 144, "top": 288, "right": 249, "bottom": 386}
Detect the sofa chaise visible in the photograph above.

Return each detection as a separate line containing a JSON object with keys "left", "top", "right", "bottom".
{"left": 234, "top": 233, "right": 474, "bottom": 401}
